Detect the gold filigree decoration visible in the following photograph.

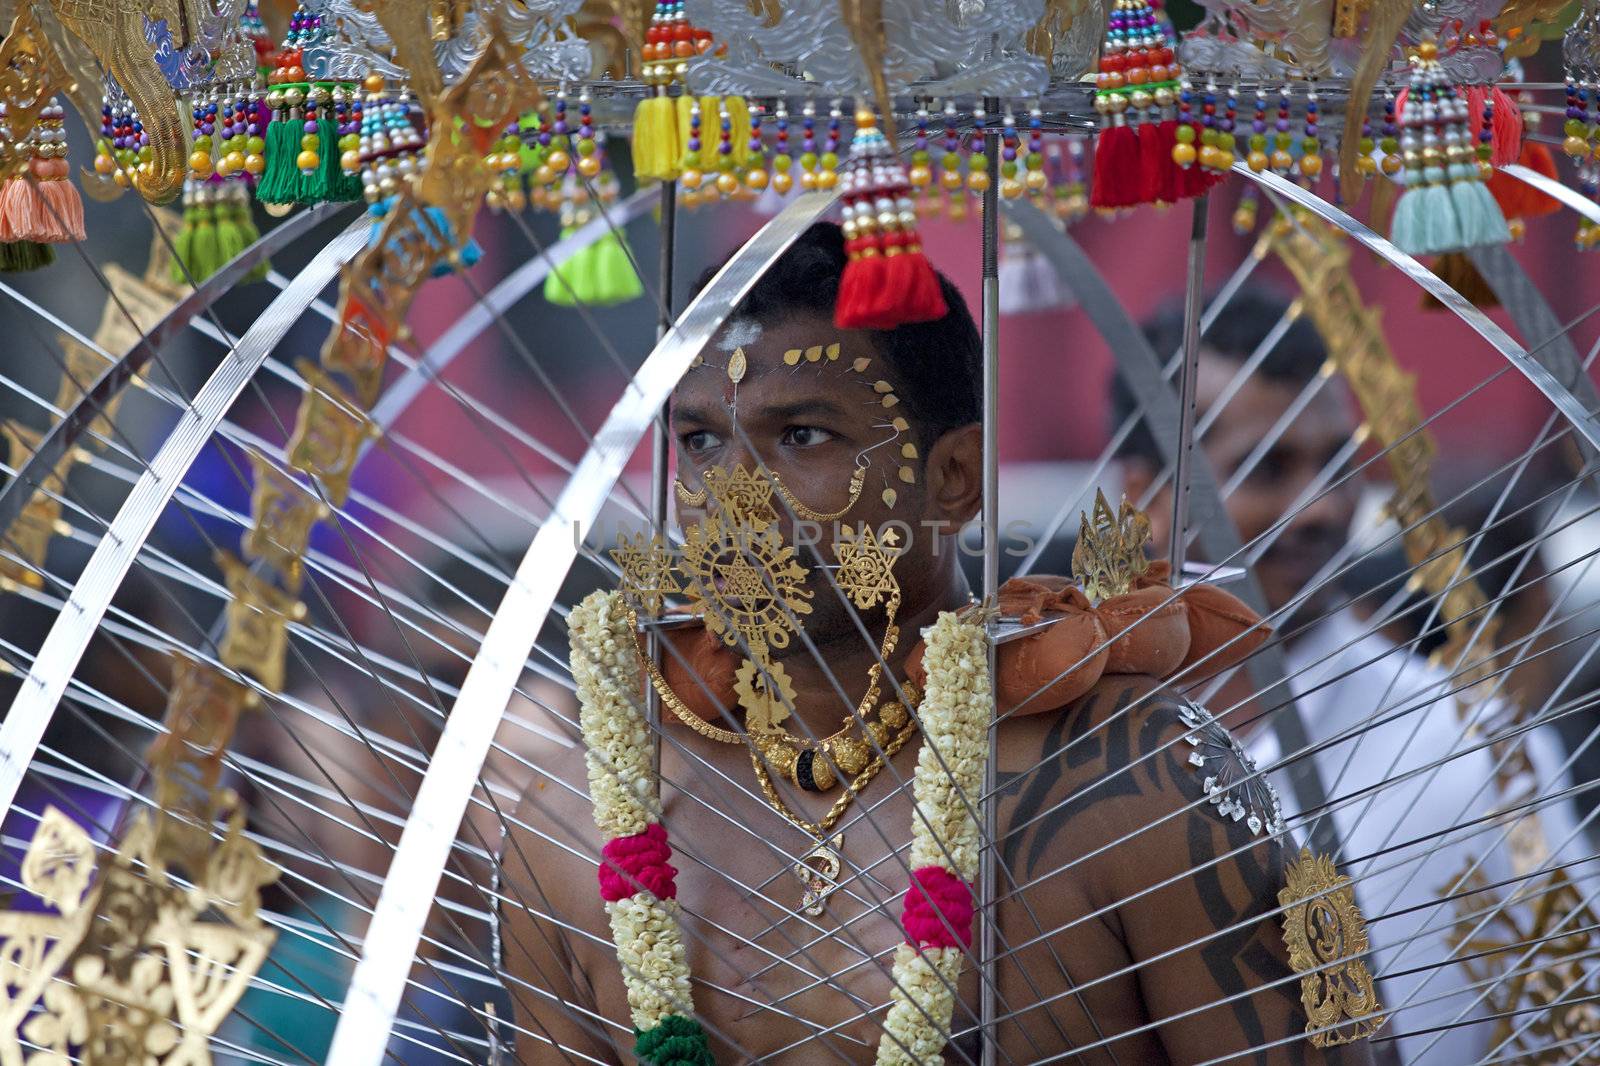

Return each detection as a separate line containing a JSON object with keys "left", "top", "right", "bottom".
{"left": 47, "top": 0, "right": 185, "bottom": 202}
{"left": 216, "top": 549, "right": 305, "bottom": 693}
{"left": 733, "top": 656, "right": 795, "bottom": 734}
{"left": 286, "top": 360, "right": 374, "bottom": 509}
{"left": 1444, "top": 865, "right": 1600, "bottom": 1061}
{"left": 835, "top": 522, "right": 900, "bottom": 610}
{"left": 1278, "top": 848, "right": 1386, "bottom": 1048}
{"left": 243, "top": 452, "right": 324, "bottom": 591}
{"left": 0, "top": 2, "right": 68, "bottom": 181}
{"left": 610, "top": 531, "right": 680, "bottom": 618}
{"left": 1071, "top": 489, "right": 1151, "bottom": 605}
{"left": 679, "top": 510, "right": 811, "bottom": 657}
{"left": 19, "top": 807, "right": 94, "bottom": 917}
{"left": 1271, "top": 215, "right": 1528, "bottom": 805}
{"left": 1, "top": 420, "right": 74, "bottom": 589}
{"left": 702, "top": 463, "right": 779, "bottom": 531}
{"left": 321, "top": 280, "right": 399, "bottom": 409}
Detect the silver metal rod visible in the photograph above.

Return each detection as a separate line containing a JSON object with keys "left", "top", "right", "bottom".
{"left": 1168, "top": 194, "right": 1209, "bottom": 574}
{"left": 979, "top": 105, "right": 1002, "bottom": 1066}
{"left": 647, "top": 180, "right": 678, "bottom": 788}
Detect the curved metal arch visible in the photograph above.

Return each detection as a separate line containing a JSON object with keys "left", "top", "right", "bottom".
{"left": 0, "top": 215, "right": 372, "bottom": 827}
{"left": 0, "top": 202, "right": 355, "bottom": 543}
{"left": 325, "top": 189, "right": 842, "bottom": 1066}
{"left": 1500, "top": 162, "right": 1600, "bottom": 226}
{"left": 1239, "top": 164, "right": 1600, "bottom": 454}
{"left": 998, "top": 197, "right": 1337, "bottom": 858}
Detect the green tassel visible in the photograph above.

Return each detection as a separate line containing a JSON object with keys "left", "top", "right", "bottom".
{"left": 237, "top": 201, "right": 270, "bottom": 283}
{"left": 1450, "top": 176, "right": 1510, "bottom": 250}
{"left": 633, "top": 1015, "right": 714, "bottom": 1066}
{"left": 301, "top": 118, "right": 360, "bottom": 203}
{"left": 215, "top": 198, "right": 250, "bottom": 272}
{"left": 187, "top": 203, "right": 223, "bottom": 280}
{"left": 171, "top": 205, "right": 200, "bottom": 285}
{"left": 0, "top": 240, "right": 54, "bottom": 272}
{"left": 256, "top": 120, "right": 300, "bottom": 205}
{"left": 592, "top": 229, "right": 643, "bottom": 305}
{"left": 544, "top": 226, "right": 592, "bottom": 306}
{"left": 1392, "top": 182, "right": 1461, "bottom": 257}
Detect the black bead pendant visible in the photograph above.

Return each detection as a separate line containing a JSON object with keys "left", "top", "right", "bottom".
{"left": 795, "top": 749, "right": 820, "bottom": 792}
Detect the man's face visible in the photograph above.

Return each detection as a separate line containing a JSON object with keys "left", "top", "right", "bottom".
{"left": 1134, "top": 351, "right": 1359, "bottom": 620}
{"left": 670, "top": 312, "right": 950, "bottom": 650}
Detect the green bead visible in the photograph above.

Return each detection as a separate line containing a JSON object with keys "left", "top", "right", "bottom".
{"left": 1379, "top": 136, "right": 1398, "bottom": 152}
{"left": 1001, "top": 160, "right": 1018, "bottom": 177}
{"left": 1301, "top": 137, "right": 1319, "bottom": 152}
{"left": 1249, "top": 133, "right": 1266, "bottom": 150}
{"left": 1175, "top": 124, "right": 1196, "bottom": 144}
{"left": 799, "top": 151, "right": 817, "bottom": 168}
{"left": 1025, "top": 153, "right": 1043, "bottom": 170}
{"left": 1200, "top": 129, "right": 1218, "bottom": 146}
{"left": 774, "top": 154, "right": 792, "bottom": 172}
{"left": 912, "top": 149, "right": 930, "bottom": 163}
{"left": 1218, "top": 132, "right": 1236, "bottom": 152}
{"left": 819, "top": 151, "right": 838, "bottom": 169}
{"left": 1567, "top": 118, "right": 1587, "bottom": 137}
{"left": 1359, "top": 137, "right": 1374, "bottom": 152}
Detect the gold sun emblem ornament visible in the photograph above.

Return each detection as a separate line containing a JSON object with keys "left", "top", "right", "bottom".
{"left": 611, "top": 532, "right": 681, "bottom": 618}
{"left": 1278, "top": 848, "right": 1386, "bottom": 1048}
{"left": 1072, "top": 489, "right": 1153, "bottom": 605}
{"left": 679, "top": 463, "right": 813, "bottom": 657}
{"left": 835, "top": 523, "right": 902, "bottom": 610}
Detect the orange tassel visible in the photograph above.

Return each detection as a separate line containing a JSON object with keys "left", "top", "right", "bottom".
{"left": 1489, "top": 139, "right": 1561, "bottom": 221}
{"left": 0, "top": 179, "right": 45, "bottom": 243}
{"left": 39, "top": 179, "right": 85, "bottom": 242}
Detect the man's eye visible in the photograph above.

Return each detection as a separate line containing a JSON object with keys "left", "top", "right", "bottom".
{"left": 781, "top": 426, "right": 835, "bottom": 448}
{"left": 681, "top": 430, "right": 722, "bottom": 453}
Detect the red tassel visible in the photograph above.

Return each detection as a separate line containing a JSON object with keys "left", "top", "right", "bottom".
{"left": 836, "top": 237, "right": 891, "bottom": 329}
{"left": 1090, "top": 124, "right": 1141, "bottom": 209}
{"left": 882, "top": 245, "right": 948, "bottom": 326}
{"left": 1139, "top": 120, "right": 1178, "bottom": 204}
{"left": 1489, "top": 138, "right": 1562, "bottom": 220}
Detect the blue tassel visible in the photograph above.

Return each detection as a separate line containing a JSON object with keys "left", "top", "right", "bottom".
{"left": 1450, "top": 177, "right": 1510, "bottom": 249}
{"left": 1390, "top": 187, "right": 1426, "bottom": 256}
{"left": 1417, "top": 183, "right": 1462, "bottom": 256}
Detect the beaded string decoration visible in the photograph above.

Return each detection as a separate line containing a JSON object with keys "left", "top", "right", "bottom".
{"left": 257, "top": 4, "right": 361, "bottom": 207}
{"left": 1096, "top": 0, "right": 1215, "bottom": 208}
{"left": 1389, "top": 38, "right": 1509, "bottom": 256}
{"left": 835, "top": 107, "right": 947, "bottom": 330}
{"left": 939, "top": 99, "right": 965, "bottom": 218}
{"left": 92, "top": 90, "right": 147, "bottom": 191}
{"left": 545, "top": 114, "right": 643, "bottom": 308}
{"left": 0, "top": 99, "right": 84, "bottom": 268}
{"left": 1300, "top": 83, "right": 1324, "bottom": 182}
{"left": 908, "top": 102, "right": 934, "bottom": 212}
{"left": 771, "top": 99, "right": 793, "bottom": 195}
{"left": 742, "top": 102, "right": 768, "bottom": 193}
{"left": 966, "top": 104, "right": 991, "bottom": 201}
{"left": 1269, "top": 83, "right": 1294, "bottom": 176}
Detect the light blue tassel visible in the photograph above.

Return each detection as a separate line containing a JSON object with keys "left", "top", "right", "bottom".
{"left": 1450, "top": 176, "right": 1511, "bottom": 249}
{"left": 1416, "top": 183, "right": 1463, "bottom": 256}
{"left": 1390, "top": 187, "right": 1427, "bottom": 256}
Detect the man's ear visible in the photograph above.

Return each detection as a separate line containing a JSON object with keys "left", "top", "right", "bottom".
{"left": 921, "top": 423, "right": 983, "bottom": 533}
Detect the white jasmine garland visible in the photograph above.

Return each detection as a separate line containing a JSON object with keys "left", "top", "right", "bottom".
{"left": 875, "top": 611, "right": 994, "bottom": 1065}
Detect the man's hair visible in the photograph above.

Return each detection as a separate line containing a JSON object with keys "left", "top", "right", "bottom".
{"left": 692, "top": 221, "right": 981, "bottom": 449}
{"left": 1111, "top": 288, "right": 1329, "bottom": 463}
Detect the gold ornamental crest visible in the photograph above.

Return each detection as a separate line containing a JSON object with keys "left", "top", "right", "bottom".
{"left": 1278, "top": 848, "right": 1386, "bottom": 1048}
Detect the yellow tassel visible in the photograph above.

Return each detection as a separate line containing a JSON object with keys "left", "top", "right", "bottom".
{"left": 726, "top": 97, "right": 753, "bottom": 166}
{"left": 631, "top": 95, "right": 681, "bottom": 181}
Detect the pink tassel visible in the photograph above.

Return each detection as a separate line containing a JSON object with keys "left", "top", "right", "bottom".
{"left": 0, "top": 179, "right": 45, "bottom": 243}
{"left": 39, "top": 180, "right": 85, "bottom": 242}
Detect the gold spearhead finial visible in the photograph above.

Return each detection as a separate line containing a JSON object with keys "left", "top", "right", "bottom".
{"left": 1072, "top": 489, "right": 1152, "bottom": 605}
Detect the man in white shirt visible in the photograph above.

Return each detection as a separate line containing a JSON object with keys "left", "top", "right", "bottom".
{"left": 1113, "top": 290, "right": 1577, "bottom": 1064}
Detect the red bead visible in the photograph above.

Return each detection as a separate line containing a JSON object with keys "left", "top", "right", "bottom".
{"left": 1100, "top": 53, "right": 1123, "bottom": 72}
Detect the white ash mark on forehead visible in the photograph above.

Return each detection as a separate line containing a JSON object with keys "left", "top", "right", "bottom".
{"left": 715, "top": 318, "right": 763, "bottom": 353}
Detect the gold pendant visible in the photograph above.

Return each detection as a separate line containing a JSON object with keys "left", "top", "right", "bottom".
{"left": 794, "top": 834, "right": 844, "bottom": 917}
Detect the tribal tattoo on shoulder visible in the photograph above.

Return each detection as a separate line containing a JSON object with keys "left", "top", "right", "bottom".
{"left": 995, "top": 685, "right": 1365, "bottom": 1066}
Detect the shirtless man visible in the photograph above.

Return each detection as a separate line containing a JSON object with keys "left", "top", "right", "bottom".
{"left": 499, "top": 223, "right": 1374, "bottom": 1064}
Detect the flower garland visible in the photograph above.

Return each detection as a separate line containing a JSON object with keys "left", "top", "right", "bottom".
{"left": 572, "top": 590, "right": 713, "bottom": 1066}
{"left": 574, "top": 592, "right": 993, "bottom": 1065}
{"left": 876, "top": 610, "right": 992, "bottom": 1065}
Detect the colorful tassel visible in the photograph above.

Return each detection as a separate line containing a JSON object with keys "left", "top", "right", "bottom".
{"left": 1091, "top": 0, "right": 1194, "bottom": 209}
{"left": 1390, "top": 40, "right": 1508, "bottom": 256}
{"left": 0, "top": 102, "right": 85, "bottom": 246}
{"left": 1489, "top": 96, "right": 1561, "bottom": 223}
{"left": 835, "top": 109, "right": 947, "bottom": 331}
